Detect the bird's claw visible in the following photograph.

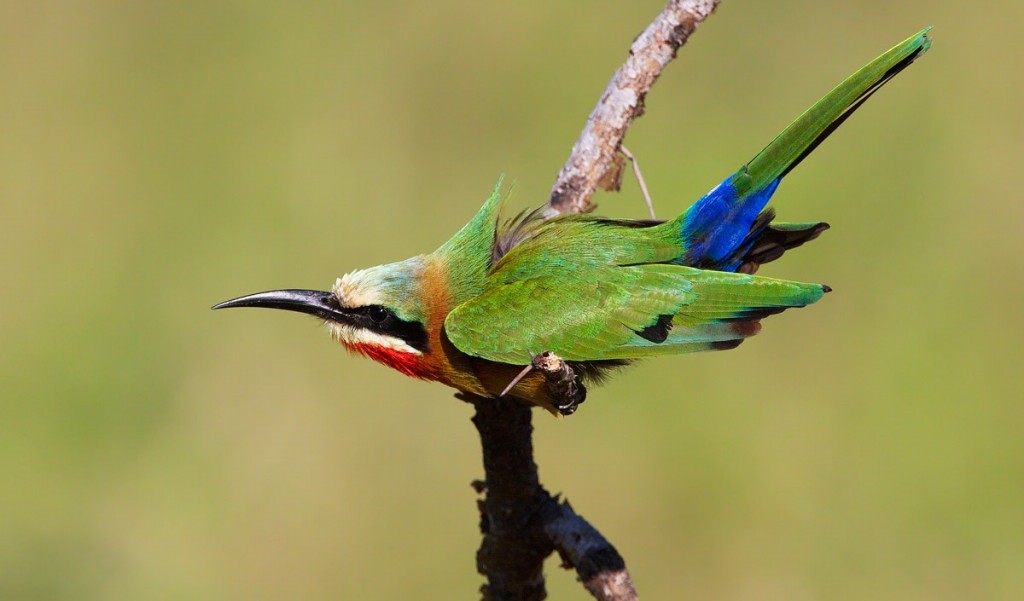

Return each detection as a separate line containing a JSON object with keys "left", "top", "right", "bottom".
{"left": 497, "top": 350, "right": 587, "bottom": 414}
{"left": 530, "top": 351, "right": 587, "bottom": 415}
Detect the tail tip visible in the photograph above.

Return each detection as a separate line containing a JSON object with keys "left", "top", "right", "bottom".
{"left": 917, "top": 26, "right": 934, "bottom": 54}
{"left": 712, "top": 339, "right": 745, "bottom": 351}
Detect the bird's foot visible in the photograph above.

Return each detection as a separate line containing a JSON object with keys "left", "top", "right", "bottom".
{"left": 530, "top": 351, "right": 587, "bottom": 415}
{"left": 496, "top": 351, "right": 587, "bottom": 415}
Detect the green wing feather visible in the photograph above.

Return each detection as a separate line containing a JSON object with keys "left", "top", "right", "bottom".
{"left": 444, "top": 219, "right": 827, "bottom": 365}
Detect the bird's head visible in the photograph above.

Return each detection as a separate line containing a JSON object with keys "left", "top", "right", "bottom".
{"left": 213, "top": 257, "right": 437, "bottom": 375}
{"left": 214, "top": 177, "right": 506, "bottom": 381}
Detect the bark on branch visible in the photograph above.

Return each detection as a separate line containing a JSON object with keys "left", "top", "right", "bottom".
{"left": 544, "top": 498, "right": 638, "bottom": 601}
{"left": 469, "top": 1, "right": 720, "bottom": 599}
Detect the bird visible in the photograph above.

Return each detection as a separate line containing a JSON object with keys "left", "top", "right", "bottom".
{"left": 214, "top": 28, "right": 931, "bottom": 415}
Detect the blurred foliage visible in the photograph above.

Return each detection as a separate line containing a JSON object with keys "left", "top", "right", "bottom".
{"left": 2, "top": 1, "right": 1022, "bottom": 599}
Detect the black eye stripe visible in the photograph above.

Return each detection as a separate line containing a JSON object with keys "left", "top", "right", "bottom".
{"left": 349, "top": 305, "right": 429, "bottom": 353}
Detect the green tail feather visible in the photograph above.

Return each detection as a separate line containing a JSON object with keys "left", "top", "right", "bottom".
{"left": 734, "top": 27, "right": 932, "bottom": 196}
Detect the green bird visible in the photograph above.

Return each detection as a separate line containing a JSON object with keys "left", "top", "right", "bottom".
{"left": 214, "top": 29, "right": 931, "bottom": 414}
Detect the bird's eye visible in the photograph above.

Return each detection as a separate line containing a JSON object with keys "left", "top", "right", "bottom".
{"left": 367, "top": 306, "right": 389, "bottom": 324}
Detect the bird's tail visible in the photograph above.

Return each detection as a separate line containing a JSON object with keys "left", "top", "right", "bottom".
{"left": 673, "top": 28, "right": 932, "bottom": 271}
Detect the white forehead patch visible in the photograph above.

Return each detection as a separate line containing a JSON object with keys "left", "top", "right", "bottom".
{"left": 332, "top": 269, "right": 382, "bottom": 308}
{"left": 326, "top": 321, "right": 422, "bottom": 356}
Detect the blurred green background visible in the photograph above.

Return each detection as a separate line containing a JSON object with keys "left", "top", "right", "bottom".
{"left": 2, "top": 1, "right": 1021, "bottom": 599}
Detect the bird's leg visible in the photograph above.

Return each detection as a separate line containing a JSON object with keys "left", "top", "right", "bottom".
{"left": 530, "top": 351, "right": 587, "bottom": 416}
{"left": 619, "top": 144, "right": 656, "bottom": 219}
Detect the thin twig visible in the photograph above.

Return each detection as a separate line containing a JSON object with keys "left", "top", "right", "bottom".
{"left": 499, "top": 363, "right": 535, "bottom": 398}
{"left": 620, "top": 145, "right": 656, "bottom": 219}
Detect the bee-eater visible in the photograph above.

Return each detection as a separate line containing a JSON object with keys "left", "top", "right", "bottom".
{"left": 214, "top": 29, "right": 931, "bottom": 414}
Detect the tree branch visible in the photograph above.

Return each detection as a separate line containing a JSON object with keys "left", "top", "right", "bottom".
{"left": 543, "top": 498, "right": 638, "bottom": 601}
{"left": 546, "top": 0, "right": 720, "bottom": 217}
{"left": 467, "top": 395, "right": 638, "bottom": 601}
{"left": 469, "top": 1, "right": 720, "bottom": 599}
{"left": 469, "top": 395, "right": 551, "bottom": 601}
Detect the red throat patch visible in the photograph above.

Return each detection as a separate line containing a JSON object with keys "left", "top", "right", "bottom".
{"left": 345, "top": 342, "right": 439, "bottom": 381}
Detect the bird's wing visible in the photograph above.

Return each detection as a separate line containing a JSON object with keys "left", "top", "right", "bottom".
{"left": 444, "top": 262, "right": 827, "bottom": 365}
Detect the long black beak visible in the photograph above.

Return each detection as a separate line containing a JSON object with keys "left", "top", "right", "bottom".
{"left": 212, "top": 289, "right": 350, "bottom": 323}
